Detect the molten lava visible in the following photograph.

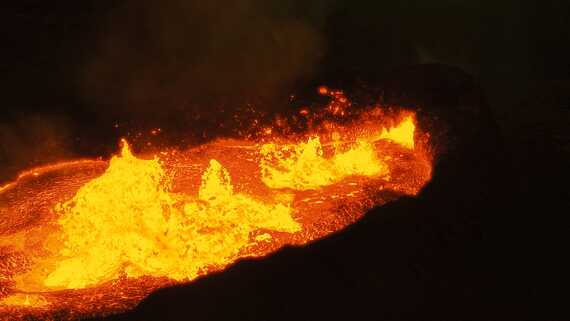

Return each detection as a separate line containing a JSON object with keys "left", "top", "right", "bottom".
{"left": 44, "top": 143, "right": 300, "bottom": 290}
{"left": 0, "top": 90, "right": 432, "bottom": 320}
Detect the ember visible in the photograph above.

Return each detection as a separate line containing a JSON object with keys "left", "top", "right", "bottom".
{"left": 0, "top": 90, "right": 432, "bottom": 320}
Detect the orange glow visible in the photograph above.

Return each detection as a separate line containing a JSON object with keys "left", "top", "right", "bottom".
{"left": 0, "top": 89, "right": 433, "bottom": 320}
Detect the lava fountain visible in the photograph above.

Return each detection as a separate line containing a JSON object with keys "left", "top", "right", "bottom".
{"left": 0, "top": 89, "right": 432, "bottom": 320}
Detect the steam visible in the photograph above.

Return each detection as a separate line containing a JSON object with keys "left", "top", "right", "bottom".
{"left": 80, "top": 0, "right": 328, "bottom": 118}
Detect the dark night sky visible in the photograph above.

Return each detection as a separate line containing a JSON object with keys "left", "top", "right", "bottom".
{"left": 1, "top": 0, "right": 569, "bottom": 179}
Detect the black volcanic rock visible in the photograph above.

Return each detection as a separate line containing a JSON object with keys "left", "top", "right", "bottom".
{"left": 88, "top": 65, "right": 567, "bottom": 321}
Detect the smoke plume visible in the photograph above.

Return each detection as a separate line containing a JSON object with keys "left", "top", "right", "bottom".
{"left": 80, "top": 0, "right": 328, "bottom": 118}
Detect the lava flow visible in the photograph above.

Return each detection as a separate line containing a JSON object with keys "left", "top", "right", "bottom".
{"left": 0, "top": 89, "right": 433, "bottom": 320}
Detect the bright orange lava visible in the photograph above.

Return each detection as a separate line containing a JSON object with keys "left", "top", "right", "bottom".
{"left": 0, "top": 90, "right": 432, "bottom": 320}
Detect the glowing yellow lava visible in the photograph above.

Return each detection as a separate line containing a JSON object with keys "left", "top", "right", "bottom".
{"left": 44, "top": 140, "right": 300, "bottom": 289}
{"left": 377, "top": 116, "right": 416, "bottom": 149}
{"left": 260, "top": 137, "right": 388, "bottom": 190}
{"left": 0, "top": 294, "right": 48, "bottom": 307}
